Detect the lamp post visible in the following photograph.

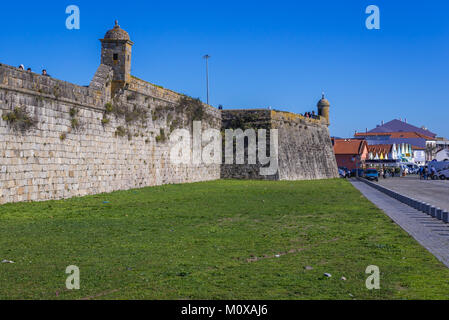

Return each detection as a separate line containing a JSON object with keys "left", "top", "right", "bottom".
{"left": 203, "top": 54, "right": 210, "bottom": 105}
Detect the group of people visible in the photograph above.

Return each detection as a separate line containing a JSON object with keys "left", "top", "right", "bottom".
{"left": 18, "top": 64, "right": 50, "bottom": 76}
{"left": 378, "top": 168, "right": 398, "bottom": 178}
{"left": 303, "top": 111, "right": 318, "bottom": 119}
{"left": 419, "top": 166, "right": 437, "bottom": 180}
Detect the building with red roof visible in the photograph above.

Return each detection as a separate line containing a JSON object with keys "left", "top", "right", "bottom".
{"left": 354, "top": 119, "right": 440, "bottom": 163}
{"left": 332, "top": 138, "right": 368, "bottom": 170}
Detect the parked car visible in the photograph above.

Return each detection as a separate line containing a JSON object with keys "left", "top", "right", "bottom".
{"left": 427, "top": 160, "right": 449, "bottom": 173}
{"left": 438, "top": 169, "right": 449, "bottom": 180}
{"left": 350, "top": 168, "right": 364, "bottom": 177}
{"left": 364, "top": 168, "right": 379, "bottom": 182}
{"left": 338, "top": 167, "right": 350, "bottom": 178}
{"left": 406, "top": 164, "right": 420, "bottom": 174}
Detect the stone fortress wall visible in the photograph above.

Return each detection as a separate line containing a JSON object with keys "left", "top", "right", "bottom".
{"left": 0, "top": 22, "right": 338, "bottom": 205}
{"left": 272, "top": 110, "right": 339, "bottom": 180}
{"left": 0, "top": 63, "right": 221, "bottom": 204}
{"left": 220, "top": 109, "right": 339, "bottom": 180}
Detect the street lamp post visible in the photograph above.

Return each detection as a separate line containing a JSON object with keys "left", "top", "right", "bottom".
{"left": 203, "top": 54, "right": 210, "bottom": 105}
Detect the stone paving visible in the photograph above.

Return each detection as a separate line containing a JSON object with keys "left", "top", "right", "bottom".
{"left": 377, "top": 176, "right": 449, "bottom": 212}
{"left": 351, "top": 179, "right": 449, "bottom": 268}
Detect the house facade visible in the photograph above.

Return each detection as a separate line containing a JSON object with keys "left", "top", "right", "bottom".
{"left": 354, "top": 119, "right": 438, "bottom": 164}
{"left": 332, "top": 139, "right": 369, "bottom": 170}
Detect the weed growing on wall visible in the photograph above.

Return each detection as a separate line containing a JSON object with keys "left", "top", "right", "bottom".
{"left": 106, "top": 95, "right": 209, "bottom": 143}
{"left": 101, "top": 117, "right": 110, "bottom": 125}
{"left": 69, "top": 107, "right": 81, "bottom": 129}
{"left": 53, "top": 85, "right": 61, "bottom": 99}
{"left": 2, "top": 106, "right": 37, "bottom": 132}
{"left": 115, "top": 126, "right": 127, "bottom": 137}
{"left": 176, "top": 96, "right": 205, "bottom": 123}
{"left": 162, "top": 96, "right": 211, "bottom": 137}
{"left": 103, "top": 100, "right": 148, "bottom": 138}
{"left": 155, "top": 128, "right": 166, "bottom": 143}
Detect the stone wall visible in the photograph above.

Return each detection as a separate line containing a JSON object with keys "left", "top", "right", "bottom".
{"left": 220, "top": 109, "right": 278, "bottom": 180}
{"left": 221, "top": 109, "right": 338, "bottom": 180}
{"left": 0, "top": 63, "right": 221, "bottom": 204}
{"left": 271, "top": 110, "right": 339, "bottom": 180}
{"left": 0, "top": 61, "right": 338, "bottom": 205}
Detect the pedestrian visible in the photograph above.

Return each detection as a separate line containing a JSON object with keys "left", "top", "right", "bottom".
{"left": 42, "top": 69, "right": 50, "bottom": 77}
{"left": 18, "top": 64, "right": 24, "bottom": 70}
{"left": 430, "top": 166, "right": 437, "bottom": 180}
{"left": 27, "top": 67, "right": 32, "bottom": 72}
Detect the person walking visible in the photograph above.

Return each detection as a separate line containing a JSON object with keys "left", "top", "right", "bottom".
{"left": 430, "top": 166, "right": 437, "bottom": 180}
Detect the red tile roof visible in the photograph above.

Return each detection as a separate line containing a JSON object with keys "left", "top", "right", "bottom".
{"left": 354, "top": 131, "right": 435, "bottom": 140}
{"left": 367, "top": 144, "right": 392, "bottom": 155}
{"left": 333, "top": 139, "right": 367, "bottom": 155}
{"left": 355, "top": 132, "right": 390, "bottom": 136}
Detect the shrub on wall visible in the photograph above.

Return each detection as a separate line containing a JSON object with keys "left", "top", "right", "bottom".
{"left": 115, "top": 126, "right": 127, "bottom": 137}
{"left": 125, "top": 105, "right": 147, "bottom": 124}
{"left": 104, "top": 100, "right": 148, "bottom": 129}
{"left": 69, "top": 107, "right": 81, "bottom": 129}
{"left": 155, "top": 128, "right": 166, "bottom": 143}
{"left": 53, "top": 85, "right": 61, "bottom": 99}
{"left": 101, "top": 117, "right": 110, "bottom": 125}
{"left": 176, "top": 96, "right": 205, "bottom": 123}
{"left": 2, "top": 106, "right": 37, "bottom": 132}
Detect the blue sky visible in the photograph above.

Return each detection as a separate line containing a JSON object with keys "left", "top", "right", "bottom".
{"left": 1, "top": 0, "right": 448, "bottom": 138}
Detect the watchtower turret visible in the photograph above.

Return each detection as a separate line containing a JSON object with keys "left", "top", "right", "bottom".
{"left": 100, "top": 21, "right": 134, "bottom": 88}
{"left": 317, "top": 92, "right": 330, "bottom": 125}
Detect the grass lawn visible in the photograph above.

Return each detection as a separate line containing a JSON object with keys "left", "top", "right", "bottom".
{"left": 1, "top": 179, "right": 449, "bottom": 300}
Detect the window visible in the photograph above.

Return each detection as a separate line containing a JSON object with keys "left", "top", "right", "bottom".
{"left": 127, "top": 55, "right": 130, "bottom": 61}
{"left": 113, "top": 53, "right": 118, "bottom": 61}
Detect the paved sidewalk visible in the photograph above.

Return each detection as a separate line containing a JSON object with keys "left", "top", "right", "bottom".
{"left": 351, "top": 179, "right": 449, "bottom": 268}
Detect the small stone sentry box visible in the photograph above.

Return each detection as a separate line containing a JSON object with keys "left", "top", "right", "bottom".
{"left": 317, "top": 93, "right": 330, "bottom": 126}
{"left": 100, "top": 20, "right": 134, "bottom": 87}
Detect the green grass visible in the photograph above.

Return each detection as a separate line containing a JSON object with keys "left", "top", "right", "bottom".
{"left": 1, "top": 179, "right": 449, "bottom": 300}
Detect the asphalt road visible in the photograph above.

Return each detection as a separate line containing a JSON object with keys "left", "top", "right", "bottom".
{"left": 377, "top": 175, "right": 449, "bottom": 212}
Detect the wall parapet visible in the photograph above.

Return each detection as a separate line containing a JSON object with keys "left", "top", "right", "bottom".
{"left": 0, "top": 64, "right": 107, "bottom": 109}
{"left": 270, "top": 110, "right": 327, "bottom": 126}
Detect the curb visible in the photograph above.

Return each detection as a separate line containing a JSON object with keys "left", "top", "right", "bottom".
{"left": 356, "top": 177, "right": 448, "bottom": 224}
